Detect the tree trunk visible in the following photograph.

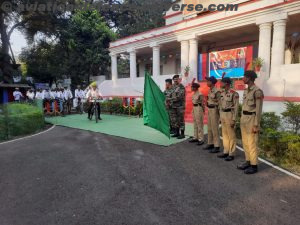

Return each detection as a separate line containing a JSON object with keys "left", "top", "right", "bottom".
{"left": 0, "top": 12, "right": 10, "bottom": 55}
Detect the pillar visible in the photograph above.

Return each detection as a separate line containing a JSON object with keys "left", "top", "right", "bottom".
{"left": 189, "top": 39, "right": 198, "bottom": 79}
{"left": 152, "top": 44, "right": 160, "bottom": 78}
{"left": 181, "top": 40, "right": 189, "bottom": 74}
{"left": 258, "top": 23, "right": 272, "bottom": 79}
{"left": 271, "top": 19, "right": 287, "bottom": 77}
{"left": 128, "top": 49, "right": 137, "bottom": 80}
{"left": 110, "top": 53, "right": 118, "bottom": 82}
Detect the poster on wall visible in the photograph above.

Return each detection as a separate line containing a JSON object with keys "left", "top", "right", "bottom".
{"left": 209, "top": 47, "right": 247, "bottom": 79}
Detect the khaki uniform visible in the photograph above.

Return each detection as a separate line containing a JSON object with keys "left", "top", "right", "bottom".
{"left": 192, "top": 91, "right": 205, "bottom": 142}
{"left": 170, "top": 84, "right": 186, "bottom": 130}
{"left": 220, "top": 89, "right": 239, "bottom": 156}
{"left": 241, "top": 85, "right": 264, "bottom": 165}
{"left": 207, "top": 87, "right": 221, "bottom": 147}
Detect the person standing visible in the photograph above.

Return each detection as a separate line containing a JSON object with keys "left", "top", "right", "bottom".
{"left": 237, "top": 70, "right": 264, "bottom": 175}
{"left": 170, "top": 75, "right": 186, "bottom": 139}
{"left": 55, "top": 88, "right": 64, "bottom": 114}
{"left": 75, "top": 85, "right": 85, "bottom": 114}
{"left": 164, "top": 79, "right": 174, "bottom": 134}
{"left": 26, "top": 89, "right": 35, "bottom": 103}
{"left": 63, "top": 86, "right": 73, "bottom": 114}
{"left": 35, "top": 89, "right": 43, "bottom": 100}
{"left": 189, "top": 83, "right": 205, "bottom": 145}
{"left": 217, "top": 77, "right": 239, "bottom": 161}
{"left": 13, "top": 88, "right": 23, "bottom": 102}
{"left": 204, "top": 76, "right": 221, "bottom": 153}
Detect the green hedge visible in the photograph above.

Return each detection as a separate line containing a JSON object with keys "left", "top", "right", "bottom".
{"left": 0, "top": 103, "right": 45, "bottom": 141}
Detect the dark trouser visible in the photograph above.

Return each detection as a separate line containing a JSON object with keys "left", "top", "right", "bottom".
{"left": 88, "top": 102, "right": 101, "bottom": 118}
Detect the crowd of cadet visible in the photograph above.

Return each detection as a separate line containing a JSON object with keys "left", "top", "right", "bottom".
{"left": 164, "top": 70, "right": 264, "bottom": 175}
{"left": 12, "top": 82, "right": 103, "bottom": 120}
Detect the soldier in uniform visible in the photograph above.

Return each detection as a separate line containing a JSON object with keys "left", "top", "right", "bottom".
{"left": 204, "top": 76, "right": 221, "bottom": 153}
{"left": 164, "top": 79, "right": 174, "bottom": 134}
{"left": 237, "top": 70, "right": 264, "bottom": 175}
{"left": 189, "top": 83, "right": 205, "bottom": 145}
{"left": 217, "top": 77, "right": 239, "bottom": 161}
{"left": 170, "top": 75, "right": 186, "bottom": 139}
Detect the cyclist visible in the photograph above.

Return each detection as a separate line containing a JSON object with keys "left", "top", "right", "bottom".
{"left": 86, "top": 82, "right": 102, "bottom": 121}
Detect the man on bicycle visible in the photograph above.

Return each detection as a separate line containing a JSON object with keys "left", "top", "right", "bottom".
{"left": 86, "top": 82, "right": 102, "bottom": 121}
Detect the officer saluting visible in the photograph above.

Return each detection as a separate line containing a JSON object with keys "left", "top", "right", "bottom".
{"left": 217, "top": 77, "right": 239, "bottom": 161}
{"left": 204, "top": 76, "right": 221, "bottom": 153}
{"left": 237, "top": 70, "right": 264, "bottom": 175}
{"left": 189, "top": 83, "right": 205, "bottom": 145}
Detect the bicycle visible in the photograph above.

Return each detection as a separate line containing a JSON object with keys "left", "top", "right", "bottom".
{"left": 90, "top": 98, "right": 102, "bottom": 123}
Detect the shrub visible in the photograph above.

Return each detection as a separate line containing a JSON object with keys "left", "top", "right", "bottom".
{"left": 281, "top": 101, "right": 300, "bottom": 134}
{"left": 261, "top": 112, "right": 281, "bottom": 131}
{"left": 0, "top": 103, "right": 45, "bottom": 141}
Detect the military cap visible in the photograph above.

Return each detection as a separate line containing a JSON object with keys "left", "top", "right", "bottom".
{"left": 173, "top": 75, "right": 180, "bottom": 80}
{"left": 205, "top": 76, "right": 218, "bottom": 84}
{"left": 191, "top": 83, "right": 200, "bottom": 89}
{"left": 221, "top": 77, "right": 232, "bottom": 85}
{"left": 165, "top": 79, "right": 173, "bottom": 84}
{"left": 244, "top": 70, "right": 258, "bottom": 80}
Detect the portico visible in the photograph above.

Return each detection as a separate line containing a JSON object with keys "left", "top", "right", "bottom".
{"left": 102, "top": 0, "right": 300, "bottom": 109}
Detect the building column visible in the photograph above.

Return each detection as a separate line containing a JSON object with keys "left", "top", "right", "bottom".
{"left": 151, "top": 44, "right": 160, "bottom": 78}
{"left": 110, "top": 53, "right": 118, "bottom": 82}
{"left": 180, "top": 40, "right": 189, "bottom": 75}
{"left": 271, "top": 19, "right": 287, "bottom": 77}
{"left": 189, "top": 38, "right": 198, "bottom": 79}
{"left": 257, "top": 23, "right": 272, "bottom": 79}
{"left": 128, "top": 48, "right": 137, "bottom": 80}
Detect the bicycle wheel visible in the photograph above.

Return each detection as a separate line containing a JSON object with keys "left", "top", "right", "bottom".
{"left": 95, "top": 105, "right": 98, "bottom": 123}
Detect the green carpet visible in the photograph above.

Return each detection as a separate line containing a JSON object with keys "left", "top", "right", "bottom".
{"left": 45, "top": 114, "right": 207, "bottom": 146}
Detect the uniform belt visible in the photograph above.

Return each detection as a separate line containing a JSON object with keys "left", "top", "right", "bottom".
{"left": 193, "top": 104, "right": 202, "bottom": 107}
{"left": 243, "top": 111, "right": 256, "bottom": 115}
{"left": 222, "top": 109, "right": 232, "bottom": 112}
{"left": 207, "top": 105, "right": 216, "bottom": 109}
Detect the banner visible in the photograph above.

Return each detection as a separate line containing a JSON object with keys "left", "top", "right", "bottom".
{"left": 209, "top": 47, "right": 247, "bottom": 79}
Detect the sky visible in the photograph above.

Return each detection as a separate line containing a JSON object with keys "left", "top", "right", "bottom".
{"left": 10, "top": 30, "right": 27, "bottom": 58}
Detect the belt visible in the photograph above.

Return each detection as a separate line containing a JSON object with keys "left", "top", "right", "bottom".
{"left": 222, "top": 109, "right": 232, "bottom": 112}
{"left": 207, "top": 105, "right": 216, "bottom": 109}
{"left": 193, "top": 104, "right": 202, "bottom": 107}
{"left": 243, "top": 111, "right": 256, "bottom": 115}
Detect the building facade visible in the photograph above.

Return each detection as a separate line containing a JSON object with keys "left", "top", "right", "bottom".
{"left": 102, "top": 0, "right": 300, "bottom": 114}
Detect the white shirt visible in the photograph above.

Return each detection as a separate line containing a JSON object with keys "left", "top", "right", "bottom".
{"left": 75, "top": 89, "right": 85, "bottom": 99}
{"left": 87, "top": 88, "right": 101, "bottom": 100}
{"left": 13, "top": 91, "right": 23, "bottom": 101}
{"left": 56, "top": 91, "right": 63, "bottom": 99}
{"left": 26, "top": 91, "right": 35, "bottom": 100}
{"left": 42, "top": 90, "right": 51, "bottom": 100}
{"left": 63, "top": 89, "right": 73, "bottom": 100}
{"left": 50, "top": 91, "right": 57, "bottom": 99}
{"left": 35, "top": 92, "right": 43, "bottom": 100}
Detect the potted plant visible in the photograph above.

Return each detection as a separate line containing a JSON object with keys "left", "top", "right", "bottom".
{"left": 252, "top": 57, "right": 264, "bottom": 72}
{"left": 184, "top": 65, "right": 190, "bottom": 77}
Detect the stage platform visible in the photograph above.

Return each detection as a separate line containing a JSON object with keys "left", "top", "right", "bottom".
{"left": 45, "top": 114, "right": 207, "bottom": 146}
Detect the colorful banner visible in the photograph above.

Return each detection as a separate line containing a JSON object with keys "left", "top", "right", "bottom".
{"left": 209, "top": 47, "right": 247, "bottom": 79}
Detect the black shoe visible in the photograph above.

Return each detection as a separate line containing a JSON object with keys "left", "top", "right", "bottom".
{"left": 225, "top": 156, "right": 235, "bottom": 161}
{"left": 197, "top": 141, "right": 204, "bottom": 146}
{"left": 237, "top": 161, "right": 251, "bottom": 170}
{"left": 189, "top": 139, "right": 198, "bottom": 143}
{"left": 170, "top": 130, "right": 175, "bottom": 135}
{"left": 98, "top": 117, "right": 102, "bottom": 120}
{"left": 244, "top": 165, "right": 258, "bottom": 174}
{"left": 171, "top": 129, "right": 180, "bottom": 138}
{"left": 88, "top": 115, "right": 92, "bottom": 120}
{"left": 177, "top": 130, "right": 185, "bottom": 139}
{"left": 210, "top": 147, "right": 220, "bottom": 154}
{"left": 217, "top": 153, "right": 229, "bottom": 159}
{"left": 203, "top": 145, "right": 214, "bottom": 150}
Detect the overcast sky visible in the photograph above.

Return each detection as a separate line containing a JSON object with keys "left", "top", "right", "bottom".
{"left": 11, "top": 30, "right": 27, "bottom": 58}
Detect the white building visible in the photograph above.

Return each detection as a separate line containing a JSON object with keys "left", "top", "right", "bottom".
{"left": 101, "top": 0, "right": 300, "bottom": 113}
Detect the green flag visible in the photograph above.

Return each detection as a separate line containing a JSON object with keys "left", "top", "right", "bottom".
{"left": 143, "top": 73, "right": 170, "bottom": 138}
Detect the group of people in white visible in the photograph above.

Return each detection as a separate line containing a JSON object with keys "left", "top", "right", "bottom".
{"left": 13, "top": 83, "right": 102, "bottom": 119}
